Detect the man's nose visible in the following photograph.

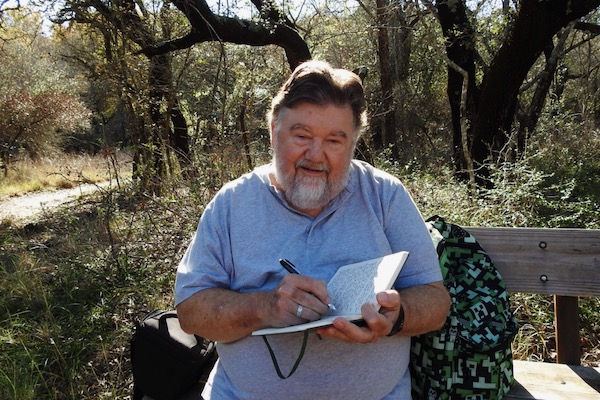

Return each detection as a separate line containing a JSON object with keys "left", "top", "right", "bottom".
{"left": 304, "top": 140, "right": 325, "bottom": 161}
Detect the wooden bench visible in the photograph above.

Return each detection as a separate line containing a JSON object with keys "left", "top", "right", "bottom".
{"left": 467, "top": 227, "right": 600, "bottom": 399}
{"left": 149, "top": 226, "right": 600, "bottom": 400}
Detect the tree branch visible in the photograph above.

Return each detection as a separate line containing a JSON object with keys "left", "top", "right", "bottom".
{"left": 574, "top": 21, "right": 600, "bottom": 35}
{"left": 138, "top": 0, "right": 310, "bottom": 69}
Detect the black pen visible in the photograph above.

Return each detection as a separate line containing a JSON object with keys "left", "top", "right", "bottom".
{"left": 279, "top": 258, "right": 301, "bottom": 274}
{"left": 279, "top": 258, "right": 336, "bottom": 311}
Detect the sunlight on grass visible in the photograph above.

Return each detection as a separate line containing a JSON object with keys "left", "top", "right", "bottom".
{"left": 0, "top": 151, "right": 133, "bottom": 199}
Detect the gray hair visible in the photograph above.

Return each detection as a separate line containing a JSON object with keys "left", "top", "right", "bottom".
{"left": 268, "top": 60, "right": 367, "bottom": 137}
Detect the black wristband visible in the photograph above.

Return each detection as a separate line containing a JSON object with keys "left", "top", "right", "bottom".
{"left": 387, "top": 304, "right": 405, "bottom": 336}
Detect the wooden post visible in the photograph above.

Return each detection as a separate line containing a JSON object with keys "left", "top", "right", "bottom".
{"left": 554, "top": 295, "right": 580, "bottom": 365}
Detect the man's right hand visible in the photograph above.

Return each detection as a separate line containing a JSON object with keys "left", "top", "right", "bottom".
{"left": 266, "top": 274, "right": 332, "bottom": 327}
{"left": 177, "top": 275, "right": 333, "bottom": 343}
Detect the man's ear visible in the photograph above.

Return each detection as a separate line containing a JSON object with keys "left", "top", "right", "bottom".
{"left": 269, "top": 121, "right": 276, "bottom": 146}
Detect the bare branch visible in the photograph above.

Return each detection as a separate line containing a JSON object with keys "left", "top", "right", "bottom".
{"left": 137, "top": 0, "right": 310, "bottom": 69}
{"left": 574, "top": 21, "right": 600, "bottom": 35}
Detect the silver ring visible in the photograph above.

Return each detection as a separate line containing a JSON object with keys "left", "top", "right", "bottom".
{"left": 296, "top": 304, "right": 304, "bottom": 318}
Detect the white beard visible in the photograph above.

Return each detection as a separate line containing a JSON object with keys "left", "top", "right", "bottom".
{"left": 273, "top": 157, "right": 350, "bottom": 212}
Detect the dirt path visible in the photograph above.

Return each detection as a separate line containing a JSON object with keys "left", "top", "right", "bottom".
{"left": 0, "top": 182, "right": 115, "bottom": 222}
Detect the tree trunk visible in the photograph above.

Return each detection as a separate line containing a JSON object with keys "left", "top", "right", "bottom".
{"left": 148, "top": 54, "right": 172, "bottom": 185}
{"left": 1, "top": 151, "right": 8, "bottom": 177}
{"left": 516, "top": 25, "right": 573, "bottom": 156}
{"left": 435, "top": 0, "right": 479, "bottom": 178}
{"left": 436, "top": 0, "right": 600, "bottom": 186}
{"left": 375, "top": 0, "right": 398, "bottom": 158}
{"left": 389, "top": 1, "right": 415, "bottom": 163}
{"left": 170, "top": 97, "right": 191, "bottom": 169}
{"left": 238, "top": 105, "right": 254, "bottom": 171}
{"left": 471, "top": 0, "right": 599, "bottom": 183}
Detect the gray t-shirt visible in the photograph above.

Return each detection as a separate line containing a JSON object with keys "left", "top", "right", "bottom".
{"left": 175, "top": 160, "right": 442, "bottom": 399}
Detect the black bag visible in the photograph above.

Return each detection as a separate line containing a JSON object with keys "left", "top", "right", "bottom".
{"left": 131, "top": 309, "right": 217, "bottom": 400}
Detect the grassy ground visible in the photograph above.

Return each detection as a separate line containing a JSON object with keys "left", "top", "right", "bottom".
{"left": 0, "top": 185, "right": 196, "bottom": 399}
{"left": 0, "top": 151, "right": 132, "bottom": 199}
{"left": 0, "top": 154, "right": 598, "bottom": 399}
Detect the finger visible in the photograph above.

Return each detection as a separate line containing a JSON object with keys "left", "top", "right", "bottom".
{"left": 318, "top": 318, "right": 377, "bottom": 343}
{"left": 361, "top": 303, "right": 393, "bottom": 336}
{"left": 316, "top": 322, "right": 356, "bottom": 342}
{"left": 290, "top": 302, "right": 326, "bottom": 322}
{"left": 265, "top": 290, "right": 302, "bottom": 328}
{"left": 289, "top": 275, "right": 331, "bottom": 303}
{"left": 271, "top": 277, "right": 320, "bottom": 325}
{"left": 281, "top": 275, "right": 331, "bottom": 316}
{"left": 376, "top": 290, "right": 400, "bottom": 307}
{"left": 295, "top": 293, "right": 330, "bottom": 316}
{"left": 318, "top": 303, "right": 392, "bottom": 342}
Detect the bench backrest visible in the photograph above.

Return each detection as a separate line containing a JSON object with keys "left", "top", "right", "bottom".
{"left": 466, "top": 226, "right": 600, "bottom": 364}
{"left": 466, "top": 227, "right": 600, "bottom": 297}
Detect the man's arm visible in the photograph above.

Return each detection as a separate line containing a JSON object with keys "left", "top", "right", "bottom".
{"left": 392, "top": 281, "right": 450, "bottom": 336}
{"left": 177, "top": 288, "right": 271, "bottom": 343}
{"left": 176, "top": 274, "right": 332, "bottom": 343}
{"left": 317, "top": 281, "right": 450, "bottom": 342}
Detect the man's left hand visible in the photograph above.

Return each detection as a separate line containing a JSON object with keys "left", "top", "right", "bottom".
{"left": 316, "top": 290, "right": 400, "bottom": 343}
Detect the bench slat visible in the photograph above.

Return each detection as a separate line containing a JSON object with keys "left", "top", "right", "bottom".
{"left": 505, "top": 360, "right": 600, "bottom": 399}
{"left": 466, "top": 227, "right": 600, "bottom": 297}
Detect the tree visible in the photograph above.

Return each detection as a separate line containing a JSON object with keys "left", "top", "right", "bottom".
{"left": 370, "top": 0, "right": 428, "bottom": 160}
{"left": 56, "top": 1, "right": 192, "bottom": 190}
{"left": 515, "top": 24, "right": 574, "bottom": 153}
{"left": 0, "top": 10, "right": 91, "bottom": 176}
{"left": 374, "top": 0, "right": 396, "bottom": 157}
{"left": 434, "top": 0, "right": 600, "bottom": 186}
{"left": 352, "top": 0, "right": 449, "bottom": 165}
{"left": 55, "top": 0, "right": 311, "bottom": 191}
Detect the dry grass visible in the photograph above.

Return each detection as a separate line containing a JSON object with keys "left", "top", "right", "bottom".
{"left": 0, "top": 151, "right": 133, "bottom": 199}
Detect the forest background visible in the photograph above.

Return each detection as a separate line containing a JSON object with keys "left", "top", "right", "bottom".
{"left": 1, "top": 0, "right": 599, "bottom": 398}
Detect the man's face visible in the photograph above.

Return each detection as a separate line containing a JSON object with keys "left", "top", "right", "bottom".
{"left": 271, "top": 102, "right": 357, "bottom": 216}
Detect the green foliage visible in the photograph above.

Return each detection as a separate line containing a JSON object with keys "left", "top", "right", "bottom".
{"left": 524, "top": 101, "right": 600, "bottom": 228}
{"left": 390, "top": 155, "right": 600, "bottom": 230}
{"left": 0, "top": 11, "right": 91, "bottom": 169}
{"left": 175, "top": 43, "right": 283, "bottom": 166}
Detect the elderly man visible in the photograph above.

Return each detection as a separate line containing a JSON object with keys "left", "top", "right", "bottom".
{"left": 175, "top": 60, "right": 450, "bottom": 399}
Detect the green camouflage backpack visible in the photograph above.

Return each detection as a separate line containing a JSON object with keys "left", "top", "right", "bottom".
{"left": 410, "top": 216, "right": 519, "bottom": 400}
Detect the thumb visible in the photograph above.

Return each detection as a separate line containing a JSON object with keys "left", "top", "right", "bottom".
{"left": 377, "top": 290, "right": 401, "bottom": 308}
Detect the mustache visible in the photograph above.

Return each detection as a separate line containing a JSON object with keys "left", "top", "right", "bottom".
{"left": 296, "top": 160, "right": 330, "bottom": 173}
